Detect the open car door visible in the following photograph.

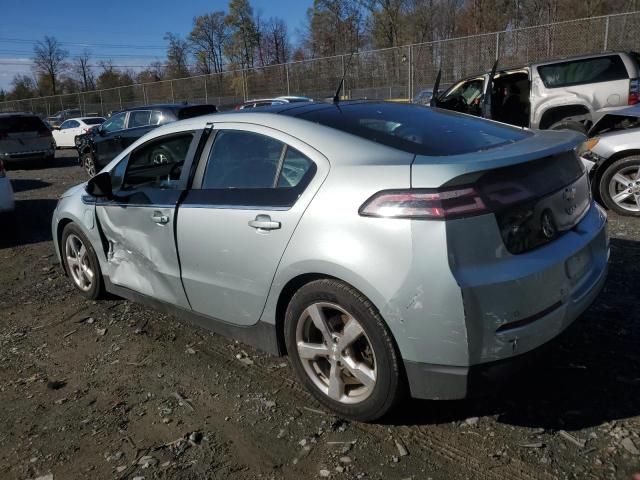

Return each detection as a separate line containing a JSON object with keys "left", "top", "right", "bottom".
{"left": 482, "top": 60, "right": 498, "bottom": 119}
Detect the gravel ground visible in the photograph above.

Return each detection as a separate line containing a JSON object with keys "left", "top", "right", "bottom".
{"left": 1, "top": 150, "right": 639, "bottom": 480}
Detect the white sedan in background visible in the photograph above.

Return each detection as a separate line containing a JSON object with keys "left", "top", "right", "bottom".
{"left": 52, "top": 117, "right": 105, "bottom": 148}
{"left": 0, "top": 160, "right": 15, "bottom": 213}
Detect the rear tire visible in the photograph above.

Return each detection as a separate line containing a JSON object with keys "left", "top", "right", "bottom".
{"left": 61, "top": 223, "right": 104, "bottom": 299}
{"left": 284, "top": 279, "right": 404, "bottom": 421}
{"left": 598, "top": 155, "right": 640, "bottom": 217}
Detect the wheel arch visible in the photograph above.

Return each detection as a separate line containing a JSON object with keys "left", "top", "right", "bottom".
{"left": 56, "top": 217, "right": 74, "bottom": 275}
{"left": 539, "top": 104, "right": 591, "bottom": 129}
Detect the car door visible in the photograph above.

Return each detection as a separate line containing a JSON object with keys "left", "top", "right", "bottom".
{"left": 120, "top": 110, "right": 156, "bottom": 151}
{"left": 94, "top": 112, "right": 128, "bottom": 167}
{"left": 95, "top": 129, "right": 203, "bottom": 308}
{"left": 177, "top": 124, "right": 328, "bottom": 326}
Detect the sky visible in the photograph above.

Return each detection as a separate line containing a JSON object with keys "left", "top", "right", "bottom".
{"left": 0, "top": 0, "right": 312, "bottom": 91}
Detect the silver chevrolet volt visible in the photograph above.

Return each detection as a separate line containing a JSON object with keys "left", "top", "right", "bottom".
{"left": 52, "top": 102, "right": 609, "bottom": 421}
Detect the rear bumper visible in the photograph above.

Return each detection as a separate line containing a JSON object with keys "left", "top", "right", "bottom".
{"left": 1, "top": 149, "right": 54, "bottom": 163}
{"left": 404, "top": 256, "right": 607, "bottom": 399}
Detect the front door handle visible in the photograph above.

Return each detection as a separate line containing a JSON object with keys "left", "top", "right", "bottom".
{"left": 151, "top": 211, "right": 170, "bottom": 225}
{"left": 248, "top": 214, "right": 281, "bottom": 231}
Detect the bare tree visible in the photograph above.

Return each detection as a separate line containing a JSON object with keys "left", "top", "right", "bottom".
{"left": 73, "top": 49, "right": 94, "bottom": 91}
{"left": 164, "top": 32, "right": 191, "bottom": 79}
{"left": 33, "top": 36, "right": 68, "bottom": 95}
{"left": 189, "top": 11, "right": 230, "bottom": 74}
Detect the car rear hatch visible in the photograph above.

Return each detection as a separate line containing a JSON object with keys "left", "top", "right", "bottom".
{"left": 0, "top": 115, "right": 52, "bottom": 154}
{"left": 411, "top": 129, "right": 589, "bottom": 254}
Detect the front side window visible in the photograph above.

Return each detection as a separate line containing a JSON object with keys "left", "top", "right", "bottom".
{"left": 538, "top": 55, "right": 628, "bottom": 88}
{"left": 439, "top": 78, "right": 484, "bottom": 115}
{"left": 101, "top": 112, "right": 126, "bottom": 133}
{"left": 122, "top": 133, "right": 194, "bottom": 190}
{"left": 129, "top": 110, "right": 152, "bottom": 128}
{"left": 59, "top": 120, "right": 72, "bottom": 129}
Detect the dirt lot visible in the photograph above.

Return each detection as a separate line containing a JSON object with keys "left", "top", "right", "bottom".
{"left": 1, "top": 150, "right": 639, "bottom": 480}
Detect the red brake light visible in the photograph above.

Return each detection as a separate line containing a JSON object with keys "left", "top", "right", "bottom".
{"left": 629, "top": 78, "right": 639, "bottom": 105}
{"left": 359, "top": 188, "right": 489, "bottom": 220}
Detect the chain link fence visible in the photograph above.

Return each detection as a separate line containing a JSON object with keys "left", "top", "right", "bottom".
{"left": 2, "top": 11, "right": 640, "bottom": 116}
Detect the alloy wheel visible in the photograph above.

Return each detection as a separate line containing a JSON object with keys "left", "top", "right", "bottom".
{"left": 295, "top": 302, "right": 377, "bottom": 404}
{"left": 608, "top": 165, "right": 640, "bottom": 212}
{"left": 65, "top": 233, "right": 94, "bottom": 292}
{"left": 84, "top": 155, "right": 96, "bottom": 177}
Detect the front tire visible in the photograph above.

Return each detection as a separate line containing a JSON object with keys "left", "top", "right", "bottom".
{"left": 61, "top": 223, "right": 104, "bottom": 299}
{"left": 598, "top": 155, "right": 640, "bottom": 217}
{"left": 285, "top": 279, "right": 404, "bottom": 421}
{"left": 82, "top": 153, "right": 97, "bottom": 177}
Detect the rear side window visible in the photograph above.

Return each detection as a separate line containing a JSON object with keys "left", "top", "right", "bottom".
{"left": 297, "top": 102, "right": 529, "bottom": 156}
{"left": 129, "top": 110, "right": 151, "bottom": 128}
{"left": 537, "top": 55, "right": 628, "bottom": 88}
{"left": 0, "top": 115, "right": 47, "bottom": 134}
{"left": 203, "top": 130, "right": 283, "bottom": 189}
{"left": 194, "top": 130, "right": 316, "bottom": 208}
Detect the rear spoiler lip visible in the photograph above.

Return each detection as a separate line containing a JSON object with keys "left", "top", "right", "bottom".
{"left": 411, "top": 129, "right": 585, "bottom": 188}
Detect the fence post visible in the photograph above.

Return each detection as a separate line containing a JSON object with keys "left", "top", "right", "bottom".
{"left": 408, "top": 45, "right": 413, "bottom": 100}
{"left": 142, "top": 84, "right": 147, "bottom": 105}
{"left": 170, "top": 80, "right": 175, "bottom": 102}
{"left": 603, "top": 15, "right": 610, "bottom": 51}
{"left": 118, "top": 88, "right": 123, "bottom": 110}
{"left": 341, "top": 55, "right": 346, "bottom": 100}
{"left": 495, "top": 32, "right": 500, "bottom": 61}
{"left": 99, "top": 91, "right": 104, "bottom": 116}
{"left": 203, "top": 76, "right": 208, "bottom": 104}
{"left": 285, "top": 63, "right": 290, "bottom": 96}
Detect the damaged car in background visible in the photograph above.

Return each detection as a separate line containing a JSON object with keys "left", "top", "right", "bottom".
{"left": 580, "top": 104, "right": 640, "bottom": 216}
{"left": 432, "top": 51, "right": 640, "bottom": 133}
{"left": 52, "top": 101, "right": 608, "bottom": 421}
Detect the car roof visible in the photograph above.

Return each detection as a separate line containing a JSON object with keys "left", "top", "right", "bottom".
{"left": 117, "top": 103, "right": 204, "bottom": 113}
{"left": 0, "top": 112, "right": 38, "bottom": 117}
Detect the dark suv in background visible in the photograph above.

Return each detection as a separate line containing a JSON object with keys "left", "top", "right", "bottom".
{"left": 0, "top": 113, "right": 55, "bottom": 168}
{"left": 76, "top": 103, "right": 217, "bottom": 176}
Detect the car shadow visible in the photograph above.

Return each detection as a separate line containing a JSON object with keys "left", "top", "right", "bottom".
{"left": 9, "top": 179, "right": 51, "bottom": 193}
{"left": 0, "top": 198, "right": 57, "bottom": 249}
{"left": 385, "top": 237, "right": 640, "bottom": 431}
{"left": 5, "top": 155, "right": 79, "bottom": 171}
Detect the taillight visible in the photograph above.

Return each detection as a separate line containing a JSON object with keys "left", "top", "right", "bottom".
{"left": 629, "top": 78, "right": 639, "bottom": 105}
{"left": 0, "top": 160, "right": 6, "bottom": 178}
{"left": 359, "top": 188, "right": 489, "bottom": 220}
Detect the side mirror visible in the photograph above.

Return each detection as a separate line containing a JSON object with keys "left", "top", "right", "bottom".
{"left": 85, "top": 171, "right": 112, "bottom": 198}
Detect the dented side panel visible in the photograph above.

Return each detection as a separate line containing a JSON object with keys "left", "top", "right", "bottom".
{"left": 96, "top": 202, "right": 190, "bottom": 309}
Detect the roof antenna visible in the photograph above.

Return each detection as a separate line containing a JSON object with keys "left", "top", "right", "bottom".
{"left": 333, "top": 51, "right": 355, "bottom": 103}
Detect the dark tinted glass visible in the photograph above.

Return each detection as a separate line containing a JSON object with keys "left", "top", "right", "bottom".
{"left": 203, "top": 130, "right": 284, "bottom": 189}
{"left": 123, "top": 133, "right": 193, "bottom": 190}
{"left": 538, "top": 55, "right": 628, "bottom": 88}
{"left": 102, "top": 113, "right": 126, "bottom": 133}
{"left": 177, "top": 105, "right": 217, "bottom": 119}
{"left": 297, "top": 103, "right": 530, "bottom": 156}
{"left": 83, "top": 118, "right": 105, "bottom": 125}
{"left": 129, "top": 111, "right": 151, "bottom": 128}
{"left": 0, "top": 115, "right": 47, "bottom": 133}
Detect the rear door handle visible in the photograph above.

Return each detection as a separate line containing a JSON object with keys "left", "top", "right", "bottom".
{"left": 151, "top": 211, "right": 170, "bottom": 225}
{"left": 248, "top": 214, "right": 281, "bottom": 231}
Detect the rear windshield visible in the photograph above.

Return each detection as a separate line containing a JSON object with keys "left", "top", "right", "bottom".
{"left": 0, "top": 115, "right": 47, "bottom": 133}
{"left": 83, "top": 118, "right": 105, "bottom": 125}
{"left": 177, "top": 105, "right": 217, "bottom": 120}
{"left": 537, "top": 55, "right": 628, "bottom": 88}
{"left": 297, "top": 102, "right": 530, "bottom": 156}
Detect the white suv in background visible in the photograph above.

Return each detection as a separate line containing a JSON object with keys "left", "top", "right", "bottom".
{"left": 435, "top": 51, "right": 640, "bottom": 133}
